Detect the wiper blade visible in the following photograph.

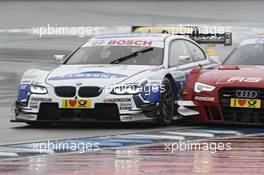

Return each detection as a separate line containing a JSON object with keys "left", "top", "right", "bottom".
{"left": 110, "top": 47, "right": 154, "bottom": 64}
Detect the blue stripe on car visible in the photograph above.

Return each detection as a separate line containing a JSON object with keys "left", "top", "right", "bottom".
{"left": 17, "top": 84, "right": 30, "bottom": 102}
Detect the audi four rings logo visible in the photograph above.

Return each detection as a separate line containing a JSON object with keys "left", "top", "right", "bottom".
{"left": 236, "top": 90, "right": 258, "bottom": 98}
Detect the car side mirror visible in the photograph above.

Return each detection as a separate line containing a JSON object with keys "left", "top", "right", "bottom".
{"left": 179, "top": 55, "right": 191, "bottom": 62}
{"left": 54, "top": 55, "right": 65, "bottom": 64}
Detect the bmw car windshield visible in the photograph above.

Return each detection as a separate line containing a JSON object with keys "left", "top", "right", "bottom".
{"left": 65, "top": 45, "right": 164, "bottom": 65}
{"left": 223, "top": 43, "right": 264, "bottom": 65}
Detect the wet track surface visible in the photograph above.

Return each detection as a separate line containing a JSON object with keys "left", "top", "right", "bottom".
{"left": 1, "top": 133, "right": 264, "bottom": 175}
{"left": 0, "top": 0, "right": 264, "bottom": 174}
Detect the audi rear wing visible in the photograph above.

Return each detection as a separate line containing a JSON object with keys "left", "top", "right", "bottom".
{"left": 132, "top": 26, "right": 232, "bottom": 46}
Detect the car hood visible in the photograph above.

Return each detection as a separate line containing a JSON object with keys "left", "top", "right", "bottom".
{"left": 197, "top": 65, "right": 264, "bottom": 88}
{"left": 46, "top": 64, "right": 154, "bottom": 87}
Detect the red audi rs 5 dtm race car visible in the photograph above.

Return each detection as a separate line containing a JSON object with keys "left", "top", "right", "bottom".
{"left": 178, "top": 35, "right": 264, "bottom": 125}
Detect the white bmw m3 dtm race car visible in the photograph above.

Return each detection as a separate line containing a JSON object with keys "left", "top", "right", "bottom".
{"left": 11, "top": 26, "right": 232, "bottom": 126}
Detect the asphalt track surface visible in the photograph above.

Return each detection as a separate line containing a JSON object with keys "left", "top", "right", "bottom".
{"left": 1, "top": 128, "right": 264, "bottom": 174}
{"left": 0, "top": 2, "right": 264, "bottom": 173}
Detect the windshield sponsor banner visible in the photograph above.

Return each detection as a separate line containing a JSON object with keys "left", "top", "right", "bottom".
{"left": 48, "top": 71, "right": 128, "bottom": 80}
{"left": 83, "top": 39, "right": 164, "bottom": 48}
{"left": 107, "top": 40, "right": 152, "bottom": 46}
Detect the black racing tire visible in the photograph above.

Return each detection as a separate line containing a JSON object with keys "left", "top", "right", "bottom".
{"left": 156, "top": 77, "right": 175, "bottom": 126}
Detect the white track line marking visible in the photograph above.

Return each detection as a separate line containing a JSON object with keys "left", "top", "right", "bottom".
{"left": 0, "top": 152, "right": 18, "bottom": 157}
{"left": 197, "top": 130, "right": 242, "bottom": 135}
{"left": 0, "top": 76, "right": 7, "bottom": 81}
{"left": 125, "top": 134, "right": 185, "bottom": 140}
{"left": 0, "top": 94, "right": 17, "bottom": 98}
{"left": 0, "top": 147, "right": 54, "bottom": 154}
{"left": 161, "top": 131, "right": 215, "bottom": 138}
{"left": 0, "top": 29, "right": 32, "bottom": 34}
{"left": 0, "top": 91, "right": 15, "bottom": 93}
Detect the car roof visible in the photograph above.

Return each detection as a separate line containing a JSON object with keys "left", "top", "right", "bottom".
{"left": 239, "top": 34, "right": 264, "bottom": 47}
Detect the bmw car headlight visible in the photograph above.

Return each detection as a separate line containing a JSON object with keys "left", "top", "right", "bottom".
{"left": 30, "top": 84, "right": 48, "bottom": 94}
{"left": 194, "top": 82, "right": 215, "bottom": 93}
{"left": 111, "top": 85, "right": 142, "bottom": 95}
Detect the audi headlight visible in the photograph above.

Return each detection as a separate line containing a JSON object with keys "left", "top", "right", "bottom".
{"left": 30, "top": 84, "right": 48, "bottom": 94}
{"left": 111, "top": 85, "right": 142, "bottom": 95}
{"left": 194, "top": 82, "right": 215, "bottom": 93}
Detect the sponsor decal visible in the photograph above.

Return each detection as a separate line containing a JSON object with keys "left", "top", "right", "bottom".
{"left": 226, "top": 77, "right": 262, "bottom": 83}
{"left": 31, "top": 97, "right": 52, "bottom": 102}
{"left": 107, "top": 40, "right": 152, "bottom": 46}
{"left": 119, "top": 103, "right": 132, "bottom": 110}
{"left": 194, "top": 96, "right": 215, "bottom": 102}
{"left": 173, "top": 71, "right": 186, "bottom": 81}
{"left": 29, "top": 101, "right": 38, "bottom": 108}
{"left": 61, "top": 99, "right": 92, "bottom": 109}
{"left": 103, "top": 98, "right": 131, "bottom": 103}
{"left": 48, "top": 71, "right": 128, "bottom": 80}
{"left": 230, "top": 98, "right": 261, "bottom": 109}
{"left": 121, "top": 116, "right": 133, "bottom": 121}
{"left": 103, "top": 98, "right": 132, "bottom": 110}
